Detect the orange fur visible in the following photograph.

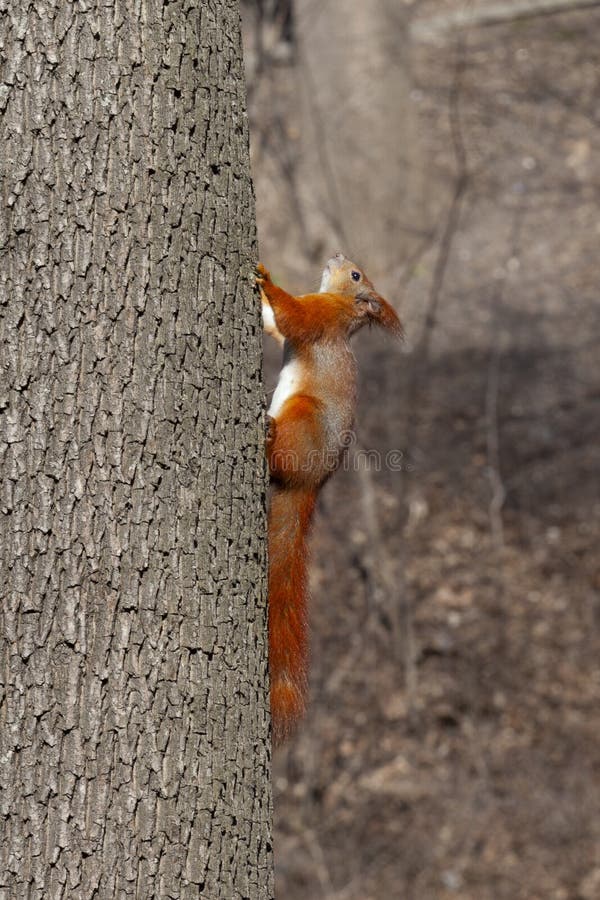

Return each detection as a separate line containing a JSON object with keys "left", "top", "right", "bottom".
{"left": 258, "top": 254, "right": 402, "bottom": 745}
{"left": 267, "top": 484, "right": 315, "bottom": 744}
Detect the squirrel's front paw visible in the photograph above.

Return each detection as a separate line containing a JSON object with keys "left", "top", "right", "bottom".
{"left": 266, "top": 415, "right": 277, "bottom": 446}
{"left": 255, "top": 262, "right": 271, "bottom": 286}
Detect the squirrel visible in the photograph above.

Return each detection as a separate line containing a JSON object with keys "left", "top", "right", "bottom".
{"left": 256, "top": 253, "right": 402, "bottom": 744}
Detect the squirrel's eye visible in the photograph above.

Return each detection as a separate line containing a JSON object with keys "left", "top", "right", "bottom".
{"left": 351, "top": 270, "right": 361, "bottom": 282}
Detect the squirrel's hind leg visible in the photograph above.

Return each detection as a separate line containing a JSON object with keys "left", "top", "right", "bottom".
{"left": 267, "top": 396, "right": 328, "bottom": 488}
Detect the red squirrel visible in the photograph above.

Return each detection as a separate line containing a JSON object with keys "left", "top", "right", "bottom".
{"left": 256, "top": 253, "right": 402, "bottom": 744}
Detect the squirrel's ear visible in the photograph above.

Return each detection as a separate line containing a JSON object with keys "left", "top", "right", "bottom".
{"left": 358, "top": 289, "right": 403, "bottom": 339}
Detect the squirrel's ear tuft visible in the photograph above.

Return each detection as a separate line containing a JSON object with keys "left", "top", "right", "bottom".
{"left": 380, "top": 298, "right": 404, "bottom": 339}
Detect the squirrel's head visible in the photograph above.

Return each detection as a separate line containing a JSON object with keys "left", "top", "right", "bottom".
{"left": 319, "top": 253, "right": 403, "bottom": 339}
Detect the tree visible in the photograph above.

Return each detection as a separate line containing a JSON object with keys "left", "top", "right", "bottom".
{"left": 0, "top": 2, "right": 272, "bottom": 897}
{"left": 295, "top": 0, "right": 417, "bottom": 268}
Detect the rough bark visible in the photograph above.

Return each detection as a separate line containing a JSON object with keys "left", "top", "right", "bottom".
{"left": 0, "top": 1, "right": 272, "bottom": 898}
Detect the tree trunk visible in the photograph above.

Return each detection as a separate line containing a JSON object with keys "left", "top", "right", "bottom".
{"left": 0, "top": 2, "right": 272, "bottom": 898}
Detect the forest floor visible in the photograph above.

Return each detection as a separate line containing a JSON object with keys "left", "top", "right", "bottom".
{"left": 250, "top": 4, "right": 600, "bottom": 898}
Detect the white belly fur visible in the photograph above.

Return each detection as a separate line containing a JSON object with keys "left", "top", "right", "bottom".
{"left": 269, "top": 358, "right": 302, "bottom": 418}
{"left": 262, "top": 301, "right": 276, "bottom": 331}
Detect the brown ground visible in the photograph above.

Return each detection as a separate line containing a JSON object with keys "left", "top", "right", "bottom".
{"left": 244, "top": 3, "right": 600, "bottom": 897}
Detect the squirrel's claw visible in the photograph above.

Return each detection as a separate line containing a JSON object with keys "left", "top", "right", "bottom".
{"left": 255, "top": 262, "right": 271, "bottom": 285}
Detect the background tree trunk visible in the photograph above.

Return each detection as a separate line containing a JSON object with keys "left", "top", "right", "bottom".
{"left": 0, "top": 2, "right": 272, "bottom": 898}
{"left": 295, "top": 0, "right": 418, "bottom": 272}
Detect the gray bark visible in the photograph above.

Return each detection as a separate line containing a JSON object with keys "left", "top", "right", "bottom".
{"left": 0, "top": 1, "right": 272, "bottom": 898}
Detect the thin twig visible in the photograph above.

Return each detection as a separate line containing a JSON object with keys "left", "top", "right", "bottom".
{"left": 485, "top": 207, "right": 525, "bottom": 565}
{"left": 403, "top": 36, "right": 469, "bottom": 468}
{"left": 485, "top": 329, "right": 506, "bottom": 553}
{"left": 398, "top": 38, "right": 470, "bottom": 714}
{"left": 412, "top": 51, "right": 469, "bottom": 367}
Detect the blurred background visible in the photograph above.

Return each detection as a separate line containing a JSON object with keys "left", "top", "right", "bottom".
{"left": 241, "top": 1, "right": 600, "bottom": 897}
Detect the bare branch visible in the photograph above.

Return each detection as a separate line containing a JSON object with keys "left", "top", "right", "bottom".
{"left": 412, "top": 0, "right": 600, "bottom": 43}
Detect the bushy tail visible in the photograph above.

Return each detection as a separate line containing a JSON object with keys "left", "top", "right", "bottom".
{"left": 268, "top": 483, "right": 317, "bottom": 745}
